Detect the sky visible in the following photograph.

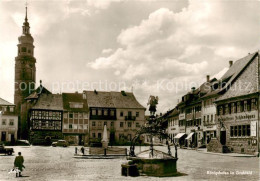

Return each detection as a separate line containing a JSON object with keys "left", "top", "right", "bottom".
{"left": 1, "top": 0, "right": 260, "bottom": 114}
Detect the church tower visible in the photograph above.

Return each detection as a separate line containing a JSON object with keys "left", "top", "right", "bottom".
{"left": 14, "top": 5, "right": 36, "bottom": 112}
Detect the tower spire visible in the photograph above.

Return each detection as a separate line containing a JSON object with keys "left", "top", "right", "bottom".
{"left": 25, "top": 2, "right": 28, "bottom": 22}
{"left": 22, "top": 1, "right": 30, "bottom": 35}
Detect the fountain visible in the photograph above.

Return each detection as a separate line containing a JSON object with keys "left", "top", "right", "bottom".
{"left": 122, "top": 96, "right": 178, "bottom": 177}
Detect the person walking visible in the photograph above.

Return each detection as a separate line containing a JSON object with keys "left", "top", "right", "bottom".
{"left": 81, "top": 147, "right": 85, "bottom": 155}
{"left": 14, "top": 152, "right": 25, "bottom": 177}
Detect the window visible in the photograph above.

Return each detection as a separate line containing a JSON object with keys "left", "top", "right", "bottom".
{"left": 234, "top": 126, "right": 238, "bottom": 136}
{"left": 211, "top": 115, "right": 213, "bottom": 122}
{"left": 120, "top": 122, "right": 123, "bottom": 128}
{"left": 10, "top": 107, "right": 14, "bottom": 112}
{"left": 21, "top": 47, "right": 26, "bottom": 52}
{"left": 98, "top": 133, "right": 102, "bottom": 139}
{"left": 98, "top": 121, "right": 101, "bottom": 126}
{"left": 136, "top": 112, "right": 139, "bottom": 117}
{"left": 98, "top": 109, "right": 102, "bottom": 115}
{"left": 128, "top": 122, "right": 132, "bottom": 128}
{"left": 104, "top": 109, "right": 108, "bottom": 116}
{"left": 228, "top": 104, "right": 231, "bottom": 114}
{"left": 92, "top": 121, "right": 96, "bottom": 127}
{"left": 246, "top": 125, "right": 250, "bottom": 136}
{"left": 251, "top": 99, "right": 257, "bottom": 110}
{"left": 230, "top": 127, "right": 234, "bottom": 137}
{"left": 104, "top": 122, "right": 107, "bottom": 126}
{"left": 110, "top": 110, "right": 114, "bottom": 116}
{"left": 92, "top": 109, "right": 96, "bottom": 115}
{"left": 242, "top": 125, "right": 246, "bottom": 136}
{"left": 83, "top": 113, "right": 88, "bottom": 119}
{"left": 240, "top": 101, "right": 244, "bottom": 112}
{"left": 79, "top": 125, "right": 83, "bottom": 129}
{"left": 111, "top": 122, "right": 114, "bottom": 127}
{"left": 237, "top": 102, "right": 241, "bottom": 113}
{"left": 238, "top": 125, "right": 242, "bottom": 136}
{"left": 120, "top": 111, "right": 124, "bottom": 117}
{"left": 2, "top": 119, "right": 6, "bottom": 125}
{"left": 128, "top": 111, "right": 132, "bottom": 117}
{"left": 230, "top": 125, "right": 250, "bottom": 137}
{"left": 247, "top": 100, "right": 251, "bottom": 111}
{"left": 78, "top": 113, "right": 83, "bottom": 119}
{"left": 63, "top": 113, "right": 68, "bottom": 118}
{"left": 233, "top": 102, "right": 237, "bottom": 113}
{"left": 136, "top": 122, "right": 140, "bottom": 128}
{"left": 69, "top": 113, "right": 73, "bottom": 119}
{"left": 74, "top": 113, "right": 78, "bottom": 119}
{"left": 92, "top": 133, "right": 96, "bottom": 138}
{"left": 9, "top": 119, "right": 14, "bottom": 126}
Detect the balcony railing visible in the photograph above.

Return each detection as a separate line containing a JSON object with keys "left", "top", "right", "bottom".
{"left": 125, "top": 116, "right": 136, "bottom": 121}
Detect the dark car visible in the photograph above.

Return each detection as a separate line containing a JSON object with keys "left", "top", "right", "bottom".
{"left": 0, "top": 143, "right": 14, "bottom": 155}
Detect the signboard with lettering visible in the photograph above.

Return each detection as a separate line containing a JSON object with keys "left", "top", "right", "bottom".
{"left": 251, "top": 121, "right": 257, "bottom": 137}
{"left": 217, "top": 111, "right": 257, "bottom": 122}
{"left": 179, "top": 113, "right": 185, "bottom": 120}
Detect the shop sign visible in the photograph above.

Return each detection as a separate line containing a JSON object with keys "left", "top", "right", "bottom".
{"left": 217, "top": 111, "right": 257, "bottom": 122}
{"left": 179, "top": 113, "right": 185, "bottom": 120}
{"left": 179, "top": 128, "right": 185, "bottom": 132}
{"left": 251, "top": 121, "right": 257, "bottom": 137}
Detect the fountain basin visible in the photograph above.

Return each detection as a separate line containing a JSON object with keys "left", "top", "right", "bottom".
{"left": 126, "top": 149, "right": 178, "bottom": 177}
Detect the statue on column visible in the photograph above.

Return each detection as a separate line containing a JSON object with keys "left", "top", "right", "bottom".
{"left": 147, "top": 96, "right": 159, "bottom": 116}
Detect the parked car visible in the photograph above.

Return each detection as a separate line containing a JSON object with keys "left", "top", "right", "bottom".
{"left": 0, "top": 143, "right": 14, "bottom": 155}
{"left": 51, "top": 140, "right": 69, "bottom": 147}
{"left": 17, "top": 140, "right": 30, "bottom": 146}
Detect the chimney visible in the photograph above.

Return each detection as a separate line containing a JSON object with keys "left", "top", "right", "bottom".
{"left": 206, "top": 75, "right": 210, "bottom": 82}
{"left": 229, "top": 60, "right": 233, "bottom": 68}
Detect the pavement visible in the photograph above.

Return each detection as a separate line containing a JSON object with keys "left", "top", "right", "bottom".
{"left": 196, "top": 148, "right": 257, "bottom": 157}
{"left": 0, "top": 145, "right": 259, "bottom": 181}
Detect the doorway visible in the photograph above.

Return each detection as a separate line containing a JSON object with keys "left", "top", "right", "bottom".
{"left": 1, "top": 132, "right": 6, "bottom": 141}
{"left": 220, "top": 131, "right": 226, "bottom": 145}
{"left": 110, "top": 132, "right": 115, "bottom": 145}
{"left": 11, "top": 134, "right": 15, "bottom": 143}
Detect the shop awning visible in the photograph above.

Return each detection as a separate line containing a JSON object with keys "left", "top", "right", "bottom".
{"left": 174, "top": 133, "right": 185, "bottom": 139}
{"left": 185, "top": 132, "right": 194, "bottom": 140}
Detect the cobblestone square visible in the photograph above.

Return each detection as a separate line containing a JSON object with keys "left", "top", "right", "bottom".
{"left": 0, "top": 146, "right": 259, "bottom": 181}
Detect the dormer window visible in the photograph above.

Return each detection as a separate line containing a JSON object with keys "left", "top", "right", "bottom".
{"left": 10, "top": 107, "right": 14, "bottom": 112}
